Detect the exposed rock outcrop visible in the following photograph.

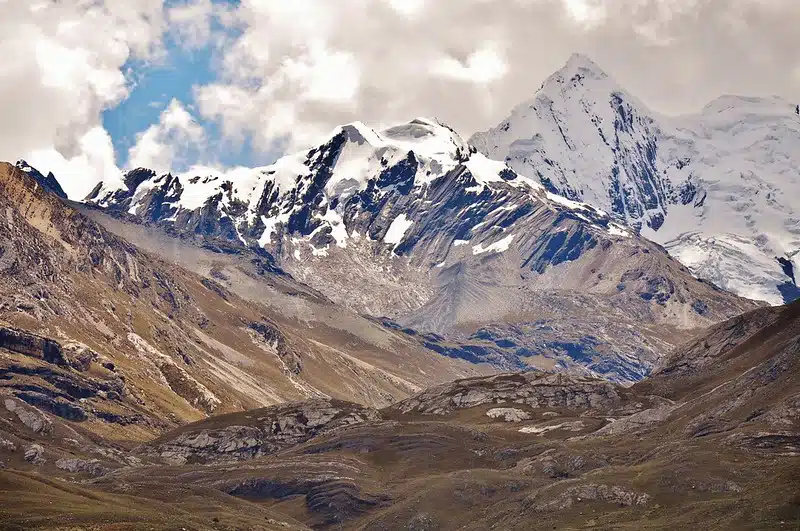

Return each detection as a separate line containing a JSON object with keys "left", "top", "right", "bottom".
{"left": 55, "top": 458, "right": 109, "bottom": 477}
{"left": 145, "top": 400, "right": 381, "bottom": 464}
{"left": 526, "top": 483, "right": 651, "bottom": 512}
{"left": 0, "top": 327, "right": 68, "bottom": 367}
{"left": 486, "top": 407, "right": 532, "bottom": 422}
{"left": 24, "top": 443, "right": 45, "bottom": 464}
{"left": 4, "top": 397, "right": 53, "bottom": 434}
{"left": 247, "top": 320, "right": 303, "bottom": 375}
{"left": 391, "top": 373, "right": 629, "bottom": 416}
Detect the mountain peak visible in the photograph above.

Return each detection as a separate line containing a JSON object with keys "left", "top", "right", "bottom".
{"left": 565, "top": 53, "right": 606, "bottom": 73}
{"left": 335, "top": 118, "right": 467, "bottom": 153}
{"left": 528, "top": 53, "right": 615, "bottom": 105}
{"left": 13, "top": 160, "right": 68, "bottom": 199}
{"left": 123, "top": 167, "right": 158, "bottom": 192}
{"left": 553, "top": 53, "right": 609, "bottom": 82}
{"left": 338, "top": 121, "right": 384, "bottom": 146}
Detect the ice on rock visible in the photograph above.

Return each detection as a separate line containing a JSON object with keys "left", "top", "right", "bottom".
{"left": 473, "top": 234, "right": 515, "bottom": 255}
{"left": 384, "top": 214, "right": 413, "bottom": 247}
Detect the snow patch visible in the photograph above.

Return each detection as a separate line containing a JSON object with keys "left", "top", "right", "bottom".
{"left": 320, "top": 208, "right": 349, "bottom": 248}
{"left": 519, "top": 420, "right": 584, "bottom": 434}
{"left": 473, "top": 234, "right": 515, "bottom": 255}
{"left": 310, "top": 244, "right": 329, "bottom": 257}
{"left": 464, "top": 153, "right": 508, "bottom": 186}
{"left": 546, "top": 191, "right": 604, "bottom": 215}
{"left": 258, "top": 212, "right": 291, "bottom": 246}
{"left": 384, "top": 214, "right": 413, "bottom": 246}
{"left": 607, "top": 223, "right": 631, "bottom": 238}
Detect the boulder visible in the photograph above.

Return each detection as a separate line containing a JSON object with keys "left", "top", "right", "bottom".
{"left": 24, "top": 444, "right": 45, "bottom": 464}
{"left": 486, "top": 407, "right": 532, "bottom": 422}
{"left": 4, "top": 398, "right": 53, "bottom": 434}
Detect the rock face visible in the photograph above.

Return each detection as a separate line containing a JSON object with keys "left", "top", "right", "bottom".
{"left": 247, "top": 320, "right": 303, "bottom": 375}
{"left": 15, "top": 160, "right": 67, "bottom": 199}
{"left": 74, "top": 119, "right": 756, "bottom": 383}
{"left": 55, "top": 458, "right": 108, "bottom": 477}
{"left": 390, "top": 373, "right": 634, "bottom": 416}
{"left": 23, "top": 444, "right": 44, "bottom": 464}
{"left": 144, "top": 400, "right": 381, "bottom": 464}
{"left": 526, "top": 483, "right": 651, "bottom": 512}
{"left": 471, "top": 53, "right": 800, "bottom": 305}
{"left": 1, "top": 327, "right": 134, "bottom": 428}
{"left": 0, "top": 327, "right": 68, "bottom": 367}
{"left": 0, "top": 437, "right": 16, "bottom": 452}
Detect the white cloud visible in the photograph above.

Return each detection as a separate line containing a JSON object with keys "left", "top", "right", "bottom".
{"left": 0, "top": 0, "right": 166, "bottom": 198}
{"left": 284, "top": 42, "right": 361, "bottom": 104}
{"left": 189, "top": 0, "right": 800, "bottom": 158}
{"left": 168, "top": 0, "right": 216, "bottom": 49}
{"left": 195, "top": 35, "right": 363, "bottom": 152}
{"left": 4, "top": 0, "right": 800, "bottom": 195}
{"left": 26, "top": 127, "right": 122, "bottom": 199}
{"left": 167, "top": 0, "right": 237, "bottom": 50}
{"left": 561, "top": 0, "right": 607, "bottom": 26}
{"left": 128, "top": 99, "right": 205, "bottom": 171}
{"left": 431, "top": 43, "right": 509, "bottom": 84}
{"left": 384, "top": 0, "right": 426, "bottom": 17}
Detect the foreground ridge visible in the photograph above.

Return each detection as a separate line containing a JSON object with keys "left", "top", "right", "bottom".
{"left": 1, "top": 300, "right": 797, "bottom": 529}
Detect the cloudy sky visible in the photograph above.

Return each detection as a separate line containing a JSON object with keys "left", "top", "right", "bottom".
{"left": 3, "top": 0, "right": 799, "bottom": 198}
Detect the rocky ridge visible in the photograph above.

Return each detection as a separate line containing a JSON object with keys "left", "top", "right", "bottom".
{"left": 56, "top": 117, "right": 759, "bottom": 383}
{"left": 0, "top": 161, "right": 484, "bottom": 444}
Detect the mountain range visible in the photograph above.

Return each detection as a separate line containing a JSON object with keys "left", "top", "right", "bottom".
{"left": 472, "top": 53, "right": 800, "bottom": 306}
{"left": 65, "top": 114, "right": 754, "bottom": 384}
{"left": 0, "top": 53, "right": 798, "bottom": 530}
{"left": 3, "top": 272, "right": 798, "bottom": 528}
{"left": 0, "top": 161, "right": 486, "bottom": 431}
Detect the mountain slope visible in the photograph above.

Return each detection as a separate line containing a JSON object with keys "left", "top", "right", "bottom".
{"left": 471, "top": 53, "right": 800, "bottom": 305}
{"left": 73, "top": 118, "right": 757, "bottom": 383}
{"left": 0, "top": 162, "right": 484, "bottom": 444}
{"left": 2, "top": 300, "right": 796, "bottom": 530}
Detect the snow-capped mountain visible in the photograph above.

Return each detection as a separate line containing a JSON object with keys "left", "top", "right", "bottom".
{"left": 471, "top": 53, "right": 800, "bottom": 305}
{"left": 88, "top": 118, "right": 621, "bottom": 266}
{"left": 77, "top": 116, "right": 756, "bottom": 383}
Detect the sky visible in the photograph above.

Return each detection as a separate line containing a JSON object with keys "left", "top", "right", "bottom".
{"left": 2, "top": 0, "right": 799, "bottom": 199}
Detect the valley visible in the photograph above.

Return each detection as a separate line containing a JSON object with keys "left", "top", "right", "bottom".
{"left": 0, "top": 52, "right": 797, "bottom": 531}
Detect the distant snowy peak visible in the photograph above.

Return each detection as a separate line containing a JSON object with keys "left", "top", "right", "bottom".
{"left": 472, "top": 55, "right": 800, "bottom": 305}
{"left": 699, "top": 94, "right": 798, "bottom": 117}
{"left": 539, "top": 53, "right": 611, "bottom": 90}
{"left": 25, "top": 112, "right": 758, "bottom": 385}
{"left": 89, "top": 117, "right": 473, "bottom": 212}
{"left": 470, "top": 54, "right": 666, "bottom": 231}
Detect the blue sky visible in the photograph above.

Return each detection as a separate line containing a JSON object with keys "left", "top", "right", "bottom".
{"left": 102, "top": 48, "right": 214, "bottom": 168}
{"left": 101, "top": 0, "right": 272, "bottom": 171}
